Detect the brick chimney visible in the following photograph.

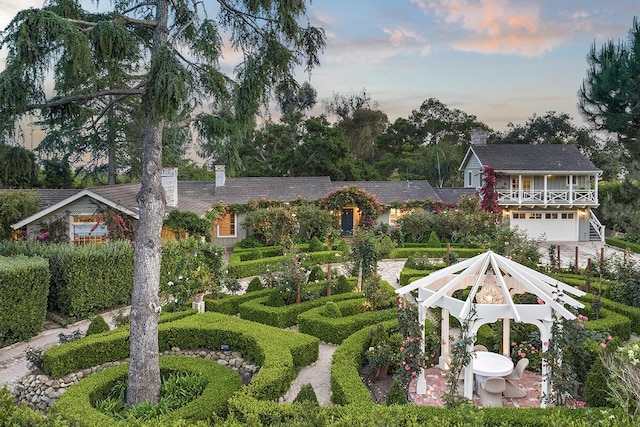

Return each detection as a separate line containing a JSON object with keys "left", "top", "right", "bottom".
{"left": 471, "top": 129, "right": 488, "bottom": 145}
{"left": 215, "top": 165, "right": 226, "bottom": 187}
{"left": 161, "top": 168, "right": 178, "bottom": 207}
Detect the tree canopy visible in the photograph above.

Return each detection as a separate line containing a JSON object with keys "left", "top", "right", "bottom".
{"left": 0, "top": 0, "right": 325, "bottom": 406}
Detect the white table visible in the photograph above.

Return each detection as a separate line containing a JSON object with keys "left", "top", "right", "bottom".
{"left": 473, "top": 351, "right": 514, "bottom": 391}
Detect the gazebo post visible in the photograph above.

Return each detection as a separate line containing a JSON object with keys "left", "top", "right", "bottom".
{"left": 439, "top": 308, "right": 450, "bottom": 370}
{"left": 502, "top": 318, "right": 511, "bottom": 356}
{"left": 539, "top": 322, "right": 553, "bottom": 408}
{"left": 416, "top": 296, "right": 427, "bottom": 394}
{"left": 464, "top": 320, "right": 480, "bottom": 399}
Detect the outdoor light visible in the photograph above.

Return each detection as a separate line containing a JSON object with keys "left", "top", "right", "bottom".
{"left": 476, "top": 271, "right": 504, "bottom": 304}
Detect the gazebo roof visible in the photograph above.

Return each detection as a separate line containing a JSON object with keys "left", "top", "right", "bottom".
{"left": 396, "top": 251, "right": 585, "bottom": 323}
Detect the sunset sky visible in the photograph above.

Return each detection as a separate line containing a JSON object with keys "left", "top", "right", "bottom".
{"left": 1, "top": 0, "right": 637, "bottom": 132}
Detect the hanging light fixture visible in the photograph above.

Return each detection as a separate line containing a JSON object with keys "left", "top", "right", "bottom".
{"left": 476, "top": 270, "right": 504, "bottom": 304}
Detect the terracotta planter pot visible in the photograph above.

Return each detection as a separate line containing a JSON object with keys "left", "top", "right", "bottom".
{"left": 376, "top": 364, "right": 389, "bottom": 378}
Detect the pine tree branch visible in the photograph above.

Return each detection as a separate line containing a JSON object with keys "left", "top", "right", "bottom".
{"left": 33, "top": 89, "right": 145, "bottom": 110}
{"left": 121, "top": 2, "right": 157, "bottom": 15}
{"left": 121, "top": 15, "right": 158, "bottom": 28}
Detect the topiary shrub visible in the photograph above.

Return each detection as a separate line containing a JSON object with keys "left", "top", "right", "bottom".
{"left": 308, "top": 265, "right": 326, "bottom": 282}
{"left": 385, "top": 379, "right": 408, "bottom": 405}
{"left": 322, "top": 301, "right": 342, "bottom": 318}
{"left": 331, "top": 275, "right": 354, "bottom": 295}
{"left": 85, "top": 316, "right": 110, "bottom": 336}
{"left": 584, "top": 352, "right": 613, "bottom": 408}
{"left": 379, "top": 236, "right": 395, "bottom": 258}
{"left": 426, "top": 231, "right": 441, "bottom": 247}
{"left": 308, "top": 236, "right": 324, "bottom": 252}
{"left": 336, "top": 239, "right": 350, "bottom": 256}
{"left": 246, "top": 277, "right": 264, "bottom": 293}
{"left": 293, "top": 383, "right": 318, "bottom": 405}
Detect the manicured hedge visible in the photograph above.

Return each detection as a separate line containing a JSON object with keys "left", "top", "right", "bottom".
{"left": 399, "top": 267, "right": 433, "bottom": 286}
{"left": 606, "top": 237, "right": 640, "bottom": 254}
{"left": 297, "top": 298, "right": 398, "bottom": 344}
{"left": 43, "top": 311, "right": 318, "bottom": 402}
{"left": 581, "top": 292, "right": 640, "bottom": 334}
{"left": 239, "top": 291, "right": 365, "bottom": 329}
{"left": 0, "top": 255, "right": 49, "bottom": 345}
{"left": 205, "top": 288, "right": 275, "bottom": 315}
{"left": 226, "top": 397, "right": 633, "bottom": 427}
{"left": 48, "top": 242, "right": 134, "bottom": 318}
{"left": 580, "top": 303, "right": 632, "bottom": 341}
{"left": 52, "top": 356, "right": 242, "bottom": 425}
{"left": 227, "top": 249, "right": 346, "bottom": 278}
{"left": 389, "top": 247, "right": 484, "bottom": 259}
{"left": 330, "top": 319, "right": 397, "bottom": 405}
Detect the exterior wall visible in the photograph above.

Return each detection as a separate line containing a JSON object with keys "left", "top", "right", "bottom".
{"left": 463, "top": 155, "right": 482, "bottom": 188}
{"left": 503, "top": 208, "right": 586, "bottom": 241}
{"left": 24, "top": 197, "right": 103, "bottom": 242}
{"left": 212, "top": 212, "right": 247, "bottom": 249}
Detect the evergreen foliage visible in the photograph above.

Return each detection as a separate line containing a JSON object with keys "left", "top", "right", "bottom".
{"left": 86, "top": 315, "right": 110, "bottom": 336}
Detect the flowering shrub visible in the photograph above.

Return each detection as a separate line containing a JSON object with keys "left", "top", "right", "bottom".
{"left": 393, "top": 298, "right": 440, "bottom": 388}
{"left": 511, "top": 340, "right": 542, "bottom": 373}
{"left": 366, "top": 323, "right": 398, "bottom": 374}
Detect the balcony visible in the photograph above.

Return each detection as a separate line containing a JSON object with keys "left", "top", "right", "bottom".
{"left": 496, "top": 189, "right": 597, "bottom": 207}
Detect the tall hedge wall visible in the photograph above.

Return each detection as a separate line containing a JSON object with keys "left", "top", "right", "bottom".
{"left": 48, "top": 242, "right": 134, "bottom": 318}
{"left": 0, "top": 255, "right": 49, "bottom": 346}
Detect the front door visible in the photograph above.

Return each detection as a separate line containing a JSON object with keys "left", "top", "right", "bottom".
{"left": 341, "top": 208, "right": 354, "bottom": 236}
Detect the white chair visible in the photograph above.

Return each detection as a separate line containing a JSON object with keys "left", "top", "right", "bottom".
{"left": 473, "top": 344, "right": 488, "bottom": 352}
{"left": 478, "top": 377, "right": 505, "bottom": 407}
{"left": 503, "top": 358, "right": 529, "bottom": 398}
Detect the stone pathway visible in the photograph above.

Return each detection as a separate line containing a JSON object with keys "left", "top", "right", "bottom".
{"left": 280, "top": 259, "right": 407, "bottom": 405}
{"left": 0, "top": 307, "right": 129, "bottom": 392}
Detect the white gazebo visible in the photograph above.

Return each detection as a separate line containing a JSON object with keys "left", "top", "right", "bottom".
{"left": 395, "top": 250, "right": 585, "bottom": 407}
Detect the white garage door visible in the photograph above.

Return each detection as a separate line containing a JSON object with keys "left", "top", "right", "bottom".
{"left": 510, "top": 211, "right": 578, "bottom": 241}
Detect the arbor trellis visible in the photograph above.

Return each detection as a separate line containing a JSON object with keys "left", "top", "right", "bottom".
{"left": 317, "top": 186, "right": 384, "bottom": 228}
{"left": 0, "top": 0, "right": 324, "bottom": 406}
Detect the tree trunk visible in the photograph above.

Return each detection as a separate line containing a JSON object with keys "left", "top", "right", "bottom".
{"left": 126, "top": 116, "right": 165, "bottom": 407}
{"left": 126, "top": 0, "right": 169, "bottom": 407}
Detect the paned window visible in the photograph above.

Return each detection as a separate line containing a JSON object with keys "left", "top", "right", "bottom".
{"left": 218, "top": 213, "right": 236, "bottom": 237}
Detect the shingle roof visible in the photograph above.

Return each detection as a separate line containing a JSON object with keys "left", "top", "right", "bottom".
{"left": 471, "top": 144, "right": 601, "bottom": 172}
{"left": 434, "top": 188, "right": 478, "bottom": 204}
{"left": 331, "top": 180, "right": 440, "bottom": 204}
{"left": 0, "top": 189, "right": 81, "bottom": 209}
{"left": 213, "top": 176, "right": 333, "bottom": 204}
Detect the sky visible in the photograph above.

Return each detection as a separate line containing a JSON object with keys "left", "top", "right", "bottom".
{"left": 0, "top": 0, "right": 638, "bottom": 134}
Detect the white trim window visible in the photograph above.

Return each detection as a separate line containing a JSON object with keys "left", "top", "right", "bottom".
{"left": 72, "top": 215, "right": 108, "bottom": 245}
{"left": 217, "top": 212, "right": 237, "bottom": 237}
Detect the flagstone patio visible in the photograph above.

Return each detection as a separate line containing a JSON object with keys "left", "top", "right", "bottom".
{"left": 409, "top": 366, "right": 542, "bottom": 408}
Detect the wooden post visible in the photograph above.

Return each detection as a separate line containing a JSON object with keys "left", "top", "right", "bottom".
{"left": 599, "top": 247, "right": 604, "bottom": 296}
{"left": 574, "top": 246, "right": 579, "bottom": 274}
{"left": 326, "top": 263, "right": 332, "bottom": 297}
{"left": 446, "top": 243, "right": 451, "bottom": 266}
{"left": 586, "top": 259, "right": 591, "bottom": 294}
{"left": 557, "top": 245, "right": 561, "bottom": 272}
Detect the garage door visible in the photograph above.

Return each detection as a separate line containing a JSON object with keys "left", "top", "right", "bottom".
{"left": 510, "top": 211, "right": 578, "bottom": 241}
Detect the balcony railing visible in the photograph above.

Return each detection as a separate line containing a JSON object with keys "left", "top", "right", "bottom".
{"left": 496, "top": 189, "right": 597, "bottom": 206}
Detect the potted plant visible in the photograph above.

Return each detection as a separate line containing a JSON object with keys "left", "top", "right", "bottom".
{"left": 366, "top": 323, "right": 397, "bottom": 378}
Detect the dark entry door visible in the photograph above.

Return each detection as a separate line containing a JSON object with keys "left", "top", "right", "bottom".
{"left": 341, "top": 208, "right": 354, "bottom": 236}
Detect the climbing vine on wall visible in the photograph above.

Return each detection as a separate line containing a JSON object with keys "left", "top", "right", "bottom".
{"left": 317, "top": 186, "right": 385, "bottom": 228}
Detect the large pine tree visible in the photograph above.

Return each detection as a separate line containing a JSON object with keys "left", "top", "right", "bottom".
{"left": 0, "top": 0, "right": 324, "bottom": 405}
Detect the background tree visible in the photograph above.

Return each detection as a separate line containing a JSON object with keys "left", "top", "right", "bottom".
{"left": 0, "top": 191, "right": 40, "bottom": 240}
{"left": 375, "top": 98, "right": 488, "bottom": 185}
{"left": 578, "top": 17, "right": 640, "bottom": 232}
{"left": 41, "top": 158, "right": 73, "bottom": 189}
{"left": 0, "top": 145, "right": 39, "bottom": 188}
{"left": 0, "top": 0, "right": 324, "bottom": 406}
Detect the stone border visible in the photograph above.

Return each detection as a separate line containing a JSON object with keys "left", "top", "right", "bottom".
{"left": 13, "top": 347, "right": 259, "bottom": 412}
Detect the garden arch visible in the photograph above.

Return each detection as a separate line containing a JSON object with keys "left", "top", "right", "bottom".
{"left": 396, "top": 250, "right": 585, "bottom": 407}
{"left": 317, "top": 186, "right": 385, "bottom": 234}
